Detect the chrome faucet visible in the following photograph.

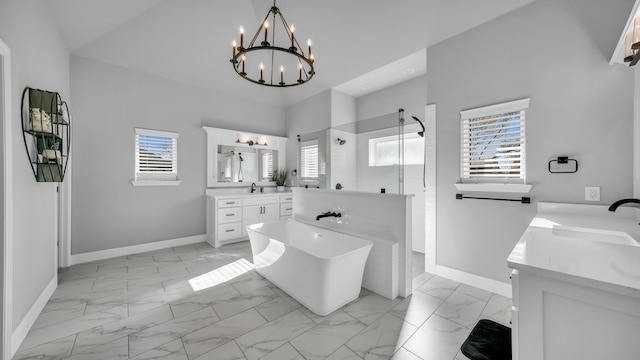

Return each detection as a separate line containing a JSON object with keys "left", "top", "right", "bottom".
{"left": 316, "top": 211, "right": 341, "bottom": 221}
{"left": 608, "top": 198, "right": 640, "bottom": 212}
{"left": 250, "top": 182, "right": 257, "bottom": 193}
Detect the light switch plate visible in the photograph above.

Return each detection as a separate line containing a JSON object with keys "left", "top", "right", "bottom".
{"left": 585, "top": 186, "right": 600, "bottom": 201}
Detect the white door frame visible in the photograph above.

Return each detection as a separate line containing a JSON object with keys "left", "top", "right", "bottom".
{"left": 59, "top": 117, "right": 71, "bottom": 267}
{"left": 1, "top": 37, "right": 14, "bottom": 360}
{"left": 424, "top": 104, "right": 436, "bottom": 273}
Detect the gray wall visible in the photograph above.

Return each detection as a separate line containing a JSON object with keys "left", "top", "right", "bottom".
{"left": 356, "top": 75, "right": 427, "bottom": 125}
{"left": 428, "top": 0, "right": 635, "bottom": 283}
{"left": 284, "top": 90, "right": 332, "bottom": 177}
{"left": 330, "top": 90, "right": 357, "bottom": 128}
{"left": 70, "top": 56, "right": 286, "bottom": 254}
{"left": 0, "top": 0, "right": 70, "bottom": 334}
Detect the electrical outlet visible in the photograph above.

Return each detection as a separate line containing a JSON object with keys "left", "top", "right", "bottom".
{"left": 585, "top": 186, "right": 600, "bottom": 201}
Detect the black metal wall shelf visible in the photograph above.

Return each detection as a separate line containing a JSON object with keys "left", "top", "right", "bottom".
{"left": 20, "top": 87, "right": 71, "bottom": 182}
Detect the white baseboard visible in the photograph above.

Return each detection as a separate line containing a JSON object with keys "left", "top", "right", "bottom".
{"left": 11, "top": 275, "right": 57, "bottom": 357}
{"left": 69, "top": 234, "right": 207, "bottom": 265}
{"left": 436, "top": 265, "right": 512, "bottom": 298}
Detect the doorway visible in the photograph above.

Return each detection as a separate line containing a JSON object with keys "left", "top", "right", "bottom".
{"left": 424, "top": 104, "right": 436, "bottom": 274}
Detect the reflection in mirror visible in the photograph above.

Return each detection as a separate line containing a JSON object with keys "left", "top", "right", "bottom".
{"left": 217, "top": 145, "right": 277, "bottom": 183}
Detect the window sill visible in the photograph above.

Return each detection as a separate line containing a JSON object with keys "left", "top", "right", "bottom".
{"left": 131, "top": 180, "right": 181, "bottom": 187}
{"left": 454, "top": 183, "right": 533, "bottom": 193}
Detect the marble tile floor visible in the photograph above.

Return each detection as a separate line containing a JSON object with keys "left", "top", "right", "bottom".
{"left": 14, "top": 242, "right": 511, "bottom": 360}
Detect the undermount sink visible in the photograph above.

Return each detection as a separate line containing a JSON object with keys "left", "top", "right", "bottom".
{"left": 552, "top": 225, "right": 640, "bottom": 247}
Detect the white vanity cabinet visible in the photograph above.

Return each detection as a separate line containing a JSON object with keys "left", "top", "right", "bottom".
{"left": 279, "top": 194, "right": 293, "bottom": 220}
{"left": 509, "top": 267, "right": 640, "bottom": 360}
{"left": 241, "top": 196, "right": 280, "bottom": 237}
{"left": 208, "top": 192, "right": 293, "bottom": 248}
{"left": 215, "top": 198, "right": 243, "bottom": 243}
{"left": 508, "top": 203, "right": 640, "bottom": 360}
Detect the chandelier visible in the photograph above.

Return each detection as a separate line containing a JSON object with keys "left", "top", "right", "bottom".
{"left": 230, "top": 0, "right": 315, "bottom": 87}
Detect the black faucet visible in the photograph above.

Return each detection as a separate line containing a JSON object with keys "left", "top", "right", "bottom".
{"left": 316, "top": 211, "right": 342, "bottom": 221}
{"left": 608, "top": 198, "right": 640, "bottom": 212}
{"left": 250, "top": 182, "right": 257, "bottom": 193}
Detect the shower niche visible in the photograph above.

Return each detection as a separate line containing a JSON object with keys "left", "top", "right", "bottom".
{"left": 202, "top": 126, "right": 287, "bottom": 188}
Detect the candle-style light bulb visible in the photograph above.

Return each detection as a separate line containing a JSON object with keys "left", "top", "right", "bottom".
{"left": 290, "top": 25, "right": 295, "bottom": 49}
{"left": 240, "top": 26, "right": 244, "bottom": 48}
{"left": 264, "top": 21, "right": 269, "bottom": 43}
{"left": 280, "top": 65, "right": 284, "bottom": 84}
{"left": 232, "top": 40, "right": 237, "bottom": 57}
{"left": 259, "top": 63, "right": 264, "bottom": 82}
{"left": 241, "top": 54, "right": 246, "bottom": 74}
{"left": 298, "top": 62, "right": 303, "bottom": 82}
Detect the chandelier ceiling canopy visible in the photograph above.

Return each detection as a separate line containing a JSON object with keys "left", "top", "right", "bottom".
{"left": 230, "top": 0, "right": 315, "bottom": 87}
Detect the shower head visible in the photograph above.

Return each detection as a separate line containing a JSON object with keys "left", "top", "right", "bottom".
{"left": 412, "top": 116, "right": 425, "bottom": 137}
{"left": 238, "top": 152, "right": 244, "bottom": 161}
{"left": 337, "top": 138, "right": 346, "bottom": 145}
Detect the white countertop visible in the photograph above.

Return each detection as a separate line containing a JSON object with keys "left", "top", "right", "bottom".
{"left": 508, "top": 202, "right": 640, "bottom": 295}
{"left": 206, "top": 189, "right": 293, "bottom": 197}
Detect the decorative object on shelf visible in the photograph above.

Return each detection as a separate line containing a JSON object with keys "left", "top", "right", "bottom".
{"left": 548, "top": 156, "right": 578, "bottom": 173}
{"left": 21, "top": 87, "right": 71, "bottom": 182}
{"left": 29, "top": 108, "right": 52, "bottom": 132}
{"left": 624, "top": 17, "right": 640, "bottom": 66}
{"left": 230, "top": 0, "right": 315, "bottom": 87}
{"left": 272, "top": 168, "right": 288, "bottom": 191}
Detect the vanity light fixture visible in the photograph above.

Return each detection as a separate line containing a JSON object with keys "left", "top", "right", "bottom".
{"left": 230, "top": 0, "right": 315, "bottom": 87}
{"left": 235, "top": 134, "right": 268, "bottom": 146}
{"left": 624, "top": 17, "right": 640, "bottom": 66}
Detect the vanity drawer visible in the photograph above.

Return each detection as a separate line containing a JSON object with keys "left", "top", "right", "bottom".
{"left": 218, "top": 207, "right": 242, "bottom": 224}
{"left": 218, "top": 198, "right": 242, "bottom": 208}
{"left": 280, "top": 194, "right": 293, "bottom": 203}
{"left": 243, "top": 196, "right": 279, "bottom": 206}
{"left": 217, "top": 222, "right": 242, "bottom": 241}
{"left": 280, "top": 203, "right": 293, "bottom": 216}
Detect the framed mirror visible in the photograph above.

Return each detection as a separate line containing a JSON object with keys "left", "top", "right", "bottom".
{"left": 217, "top": 145, "right": 278, "bottom": 183}
{"left": 203, "top": 126, "right": 287, "bottom": 187}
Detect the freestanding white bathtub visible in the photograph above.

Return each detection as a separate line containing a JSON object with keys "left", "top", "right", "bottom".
{"left": 246, "top": 220, "right": 373, "bottom": 316}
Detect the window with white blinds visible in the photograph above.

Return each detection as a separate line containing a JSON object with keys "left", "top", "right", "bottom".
{"left": 460, "top": 98, "right": 529, "bottom": 183}
{"left": 300, "top": 139, "right": 319, "bottom": 181}
{"left": 134, "top": 128, "right": 179, "bottom": 182}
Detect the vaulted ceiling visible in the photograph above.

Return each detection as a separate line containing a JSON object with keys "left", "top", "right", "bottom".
{"left": 47, "top": 0, "right": 536, "bottom": 107}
